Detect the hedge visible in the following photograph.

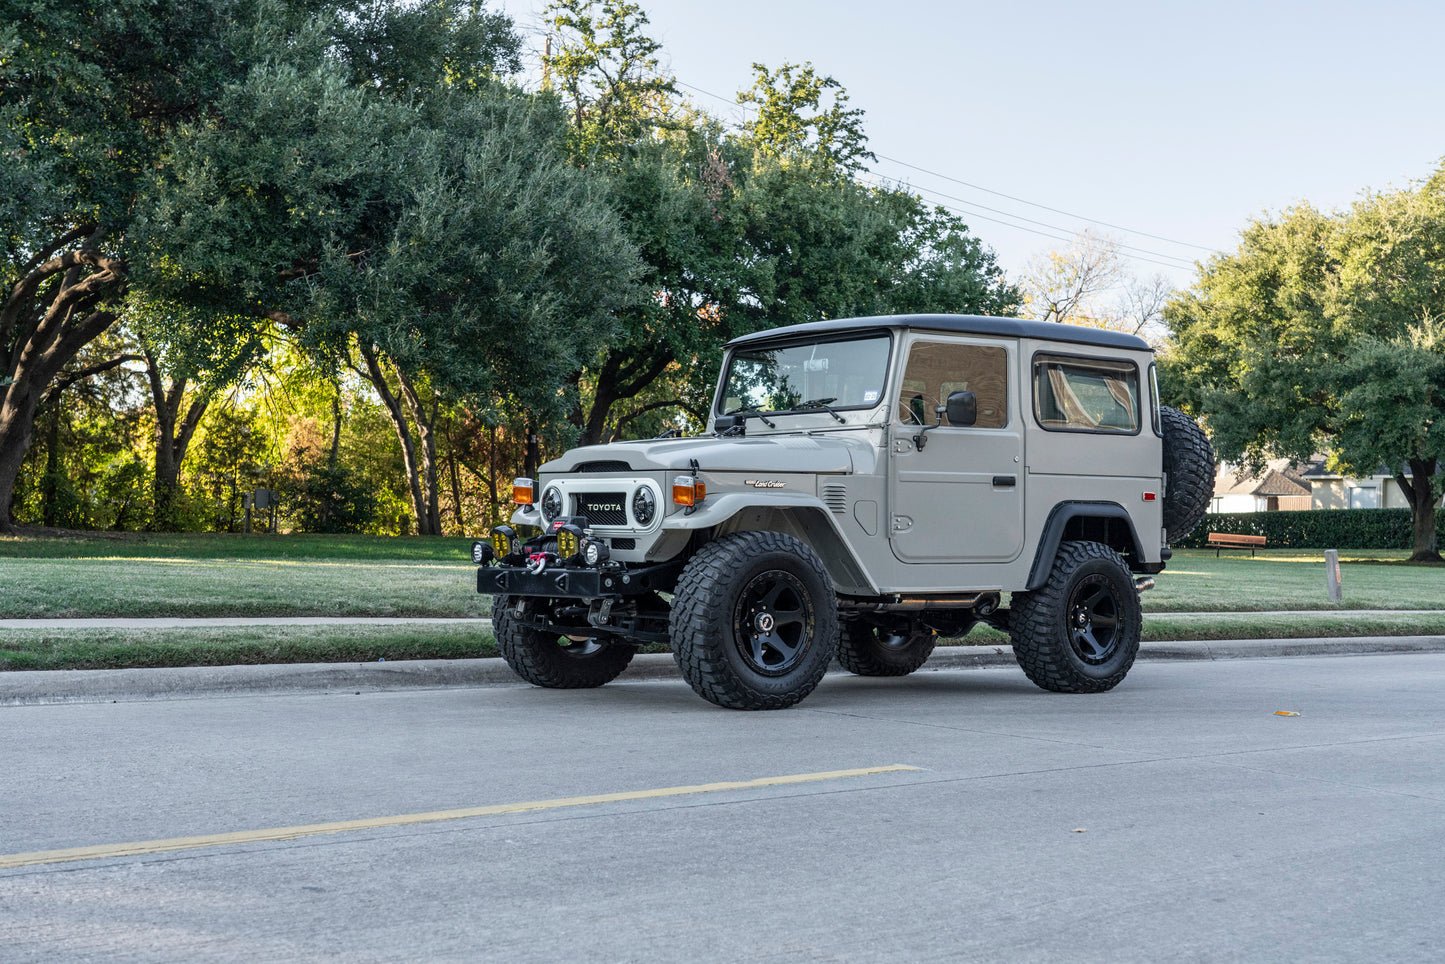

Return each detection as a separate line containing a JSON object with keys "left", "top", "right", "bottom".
{"left": 1177, "top": 508, "right": 1444, "bottom": 550}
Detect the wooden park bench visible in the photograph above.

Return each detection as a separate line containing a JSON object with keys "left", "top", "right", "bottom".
{"left": 1206, "top": 532, "right": 1266, "bottom": 557}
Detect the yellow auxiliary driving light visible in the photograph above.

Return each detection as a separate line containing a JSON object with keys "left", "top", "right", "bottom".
{"left": 556, "top": 524, "right": 583, "bottom": 561}
{"left": 490, "top": 525, "right": 517, "bottom": 560}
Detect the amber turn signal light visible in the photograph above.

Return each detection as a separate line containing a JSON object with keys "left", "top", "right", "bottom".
{"left": 513, "top": 477, "right": 535, "bottom": 505}
{"left": 672, "top": 476, "right": 705, "bottom": 507}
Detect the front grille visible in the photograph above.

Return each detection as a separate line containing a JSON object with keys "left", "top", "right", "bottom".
{"left": 610, "top": 538, "right": 636, "bottom": 550}
{"left": 573, "top": 492, "right": 628, "bottom": 526}
{"left": 573, "top": 460, "right": 631, "bottom": 473}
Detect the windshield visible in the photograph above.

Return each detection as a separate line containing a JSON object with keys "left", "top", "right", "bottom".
{"left": 719, "top": 334, "right": 891, "bottom": 415}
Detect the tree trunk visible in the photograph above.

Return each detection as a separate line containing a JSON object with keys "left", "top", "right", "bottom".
{"left": 573, "top": 344, "right": 676, "bottom": 447}
{"left": 328, "top": 388, "right": 343, "bottom": 467}
{"left": 395, "top": 368, "right": 442, "bottom": 536}
{"left": 0, "top": 231, "right": 125, "bottom": 532}
{"left": 1396, "top": 458, "right": 1442, "bottom": 563}
{"left": 357, "top": 343, "right": 440, "bottom": 536}
{"left": 143, "top": 349, "right": 210, "bottom": 532}
{"left": 40, "top": 400, "right": 63, "bottom": 527}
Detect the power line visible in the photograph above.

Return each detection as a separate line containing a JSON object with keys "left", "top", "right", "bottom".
{"left": 871, "top": 153, "right": 1216, "bottom": 253}
{"left": 868, "top": 173, "right": 1198, "bottom": 269}
{"left": 505, "top": 31, "right": 1209, "bottom": 271}
{"left": 671, "top": 78, "right": 1211, "bottom": 266}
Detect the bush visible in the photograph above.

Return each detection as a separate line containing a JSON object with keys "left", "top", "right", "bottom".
{"left": 1179, "top": 508, "right": 1445, "bottom": 550}
{"left": 286, "top": 460, "right": 379, "bottom": 534}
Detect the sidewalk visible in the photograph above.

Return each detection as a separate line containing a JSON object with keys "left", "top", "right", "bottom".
{"left": 4, "top": 609, "right": 1444, "bottom": 631}
{"left": 3, "top": 635, "right": 1443, "bottom": 706}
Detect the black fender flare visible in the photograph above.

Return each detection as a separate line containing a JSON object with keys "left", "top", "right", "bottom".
{"left": 1026, "top": 501, "right": 1148, "bottom": 590}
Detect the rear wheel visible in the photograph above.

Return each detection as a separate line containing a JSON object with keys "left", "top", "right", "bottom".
{"left": 1009, "top": 541, "right": 1141, "bottom": 693}
{"left": 493, "top": 599, "right": 635, "bottom": 688}
{"left": 836, "top": 619, "right": 936, "bottom": 677}
{"left": 671, "top": 531, "right": 837, "bottom": 710}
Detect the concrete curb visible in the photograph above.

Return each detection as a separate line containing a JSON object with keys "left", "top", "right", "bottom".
{"left": 3, "top": 635, "right": 1443, "bottom": 706}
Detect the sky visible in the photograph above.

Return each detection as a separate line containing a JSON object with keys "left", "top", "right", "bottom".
{"left": 497, "top": 0, "right": 1445, "bottom": 292}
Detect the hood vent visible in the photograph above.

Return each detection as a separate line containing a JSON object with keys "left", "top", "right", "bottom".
{"left": 822, "top": 483, "right": 848, "bottom": 514}
{"left": 573, "top": 460, "right": 631, "bottom": 473}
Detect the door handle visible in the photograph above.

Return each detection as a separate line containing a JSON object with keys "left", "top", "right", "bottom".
{"left": 992, "top": 475, "right": 1017, "bottom": 487}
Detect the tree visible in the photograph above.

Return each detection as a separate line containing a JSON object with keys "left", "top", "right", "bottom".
{"left": 1020, "top": 229, "right": 1172, "bottom": 339}
{"left": 541, "top": 4, "right": 1018, "bottom": 446}
{"left": 1162, "top": 166, "right": 1445, "bottom": 562}
{"left": 1, "top": 0, "right": 533, "bottom": 532}
{"left": 0, "top": 0, "right": 253, "bottom": 530}
{"left": 737, "top": 61, "right": 874, "bottom": 176}
{"left": 135, "top": 22, "right": 639, "bottom": 534}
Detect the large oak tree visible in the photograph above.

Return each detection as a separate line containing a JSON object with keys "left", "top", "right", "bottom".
{"left": 1163, "top": 163, "right": 1445, "bottom": 561}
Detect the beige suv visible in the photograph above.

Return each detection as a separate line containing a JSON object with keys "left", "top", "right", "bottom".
{"left": 475, "top": 314, "right": 1214, "bottom": 709}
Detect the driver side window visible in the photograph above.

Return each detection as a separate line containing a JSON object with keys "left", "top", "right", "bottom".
{"left": 896, "top": 340, "right": 1008, "bottom": 428}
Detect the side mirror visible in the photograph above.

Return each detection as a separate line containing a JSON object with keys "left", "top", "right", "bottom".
{"left": 914, "top": 390, "right": 978, "bottom": 451}
{"left": 944, "top": 390, "right": 977, "bottom": 427}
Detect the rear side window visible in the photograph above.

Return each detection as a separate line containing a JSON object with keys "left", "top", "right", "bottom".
{"left": 1033, "top": 354, "right": 1140, "bottom": 434}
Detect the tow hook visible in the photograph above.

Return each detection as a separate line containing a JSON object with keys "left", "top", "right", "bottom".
{"left": 1134, "top": 576, "right": 1156, "bottom": 593}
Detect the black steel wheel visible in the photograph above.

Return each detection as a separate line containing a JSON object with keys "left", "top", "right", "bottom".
{"left": 671, "top": 531, "right": 838, "bottom": 710}
{"left": 1009, "top": 541, "right": 1141, "bottom": 693}
{"left": 493, "top": 598, "right": 635, "bottom": 689}
{"left": 836, "top": 619, "right": 936, "bottom": 677}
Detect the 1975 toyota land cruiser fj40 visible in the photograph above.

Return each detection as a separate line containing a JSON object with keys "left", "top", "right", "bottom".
{"left": 474, "top": 314, "right": 1215, "bottom": 710}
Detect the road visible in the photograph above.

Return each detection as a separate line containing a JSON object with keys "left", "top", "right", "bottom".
{"left": 3, "top": 653, "right": 1443, "bottom": 962}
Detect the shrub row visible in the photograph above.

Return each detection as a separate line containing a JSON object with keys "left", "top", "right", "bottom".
{"left": 1178, "top": 508, "right": 1443, "bottom": 550}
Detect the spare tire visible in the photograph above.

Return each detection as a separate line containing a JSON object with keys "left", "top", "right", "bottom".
{"left": 1160, "top": 405, "right": 1216, "bottom": 543}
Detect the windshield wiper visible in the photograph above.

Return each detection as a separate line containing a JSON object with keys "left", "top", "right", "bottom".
{"left": 796, "top": 397, "right": 846, "bottom": 423}
{"left": 725, "top": 406, "right": 777, "bottom": 428}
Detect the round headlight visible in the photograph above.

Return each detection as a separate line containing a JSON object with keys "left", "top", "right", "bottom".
{"left": 632, "top": 486, "right": 656, "bottom": 525}
{"left": 540, "top": 485, "right": 563, "bottom": 523}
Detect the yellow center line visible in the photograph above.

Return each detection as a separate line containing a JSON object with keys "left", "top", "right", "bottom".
{"left": 0, "top": 765, "right": 919, "bottom": 870}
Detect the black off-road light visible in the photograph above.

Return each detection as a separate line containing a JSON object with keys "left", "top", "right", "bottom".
{"left": 582, "top": 538, "right": 609, "bottom": 567}
{"left": 471, "top": 540, "right": 495, "bottom": 565}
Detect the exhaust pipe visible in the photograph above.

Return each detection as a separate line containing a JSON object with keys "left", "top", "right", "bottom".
{"left": 1135, "top": 576, "right": 1156, "bottom": 593}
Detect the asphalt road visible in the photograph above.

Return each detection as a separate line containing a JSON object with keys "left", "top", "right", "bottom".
{"left": 3, "top": 653, "right": 1443, "bottom": 962}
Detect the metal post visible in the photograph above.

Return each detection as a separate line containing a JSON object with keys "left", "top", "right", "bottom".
{"left": 1325, "top": 549, "right": 1342, "bottom": 602}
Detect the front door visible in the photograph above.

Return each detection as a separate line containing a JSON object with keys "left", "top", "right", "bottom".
{"left": 888, "top": 335, "right": 1024, "bottom": 564}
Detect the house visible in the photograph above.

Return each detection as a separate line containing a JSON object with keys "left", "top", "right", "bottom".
{"left": 1298, "top": 458, "right": 1419, "bottom": 510}
{"left": 1210, "top": 455, "right": 1441, "bottom": 513}
{"left": 1210, "top": 459, "right": 1312, "bottom": 513}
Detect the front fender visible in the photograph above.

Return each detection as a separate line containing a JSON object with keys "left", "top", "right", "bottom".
{"left": 665, "top": 491, "right": 877, "bottom": 595}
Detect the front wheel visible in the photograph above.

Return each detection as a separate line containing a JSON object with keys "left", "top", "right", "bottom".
{"left": 1009, "top": 541, "right": 1141, "bottom": 693}
{"left": 836, "top": 619, "right": 936, "bottom": 677}
{"left": 670, "top": 531, "right": 838, "bottom": 710}
{"left": 493, "top": 599, "right": 635, "bottom": 689}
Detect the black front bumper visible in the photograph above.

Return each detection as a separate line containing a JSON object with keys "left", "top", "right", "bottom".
{"left": 477, "top": 561, "right": 678, "bottom": 599}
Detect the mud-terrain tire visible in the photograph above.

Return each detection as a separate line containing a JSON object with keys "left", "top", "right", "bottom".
{"left": 670, "top": 531, "right": 838, "bottom": 710}
{"left": 1160, "top": 405, "right": 1216, "bottom": 543}
{"left": 1009, "top": 541, "right": 1141, "bottom": 694}
{"left": 493, "top": 598, "right": 634, "bottom": 688}
{"left": 836, "top": 620, "right": 936, "bottom": 677}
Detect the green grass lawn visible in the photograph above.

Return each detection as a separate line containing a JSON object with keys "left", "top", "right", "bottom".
{"left": 0, "top": 533, "right": 1441, "bottom": 671}
{"left": 0, "top": 531, "right": 486, "bottom": 618}
{"left": 1144, "top": 549, "right": 1444, "bottom": 612}
{"left": 0, "top": 623, "right": 496, "bottom": 670}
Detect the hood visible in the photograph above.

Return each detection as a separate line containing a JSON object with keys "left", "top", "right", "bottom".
{"left": 543, "top": 433, "right": 856, "bottom": 475}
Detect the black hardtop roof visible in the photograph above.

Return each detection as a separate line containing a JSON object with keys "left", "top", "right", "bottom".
{"left": 725, "top": 314, "right": 1153, "bottom": 353}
